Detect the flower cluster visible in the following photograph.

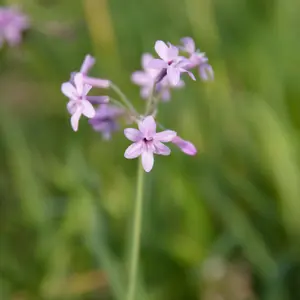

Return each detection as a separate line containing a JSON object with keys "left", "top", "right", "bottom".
{"left": 61, "top": 38, "right": 213, "bottom": 172}
{"left": 0, "top": 6, "right": 29, "bottom": 48}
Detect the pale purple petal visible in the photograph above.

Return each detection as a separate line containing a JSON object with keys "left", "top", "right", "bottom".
{"left": 80, "top": 55, "right": 95, "bottom": 75}
{"left": 167, "top": 66, "right": 180, "bottom": 86}
{"left": 61, "top": 82, "right": 77, "bottom": 99}
{"left": 131, "top": 71, "right": 152, "bottom": 86}
{"left": 148, "top": 59, "right": 167, "bottom": 70}
{"left": 83, "top": 84, "right": 92, "bottom": 95}
{"left": 138, "top": 116, "right": 156, "bottom": 138}
{"left": 124, "top": 128, "right": 143, "bottom": 142}
{"left": 67, "top": 100, "right": 77, "bottom": 114}
{"left": 160, "top": 88, "right": 171, "bottom": 101}
{"left": 180, "top": 37, "right": 195, "bottom": 54}
{"left": 86, "top": 96, "right": 109, "bottom": 104}
{"left": 124, "top": 141, "right": 144, "bottom": 159}
{"left": 82, "top": 100, "right": 96, "bottom": 118}
{"left": 71, "top": 109, "right": 82, "bottom": 132}
{"left": 167, "top": 43, "right": 179, "bottom": 60}
{"left": 141, "top": 86, "right": 151, "bottom": 99}
{"left": 172, "top": 136, "right": 197, "bottom": 156}
{"left": 184, "top": 70, "right": 196, "bottom": 81}
{"left": 154, "top": 141, "right": 171, "bottom": 155}
{"left": 142, "top": 53, "right": 154, "bottom": 70}
{"left": 199, "top": 64, "right": 214, "bottom": 81}
{"left": 141, "top": 150, "right": 154, "bottom": 172}
{"left": 154, "top": 40, "right": 169, "bottom": 61}
{"left": 154, "top": 130, "right": 177, "bottom": 142}
{"left": 74, "top": 73, "right": 84, "bottom": 95}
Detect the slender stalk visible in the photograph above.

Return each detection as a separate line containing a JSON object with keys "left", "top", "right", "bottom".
{"left": 145, "top": 82, "right": 157, "bottom": 115}
{"left": 110, "top": 83, "right": 138, "bottom": 116}
{"left": 126, "top": 158, "right": 145, "bottom": 300}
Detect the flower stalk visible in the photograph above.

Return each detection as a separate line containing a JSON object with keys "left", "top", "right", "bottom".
{"left": 126, "top": 157, "right": 145, "bottom": 300}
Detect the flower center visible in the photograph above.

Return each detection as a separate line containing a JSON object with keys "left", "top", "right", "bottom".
{"left": 143, "top": 137, "right": 153, "bottom": 143}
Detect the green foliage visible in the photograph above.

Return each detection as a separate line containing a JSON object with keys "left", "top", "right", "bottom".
{"left": 1, "top": 0, "right": 300, "bottom": 299}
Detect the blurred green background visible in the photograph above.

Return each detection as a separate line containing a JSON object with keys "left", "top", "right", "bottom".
{"left": 1, "top": 0, "right": 300, "bottom": 299}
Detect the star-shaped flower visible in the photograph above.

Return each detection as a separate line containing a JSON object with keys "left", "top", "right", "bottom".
{"left": 124, "top": 116, "right": 177, "bottom": 172}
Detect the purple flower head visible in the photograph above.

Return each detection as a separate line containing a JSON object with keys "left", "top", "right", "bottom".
{"left": 132, "top": 53, "right": 185, "bottom": 102}
{"left": 61, "top": 73, "right": 98, "bottom": 132}
{"left": 0, "top": 6, "right": 29, "bottom": 48}
{"left": 172, "top": 136, "right": 197, "bottom": 156}
{"left": 89, "top": 104, "right": 125, "bottom": 140}
{"left": 124, "top": 116, "right": 177, "bottom": 172}
{"left": 148, "top": 40, "right": 196, "bottom": 86}
{"left": 180, "top": 37, "right": 214, "bottom": 81}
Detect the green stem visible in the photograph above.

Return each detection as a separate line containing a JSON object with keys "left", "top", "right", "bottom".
{"left": 145, "top": 82, "right": 157, "bottom": 115}
{"left": 110, "top": 83, "right": 138, "bottom": 116}
{"left": 126, "top": 158, "right": 145, "bottom": 300}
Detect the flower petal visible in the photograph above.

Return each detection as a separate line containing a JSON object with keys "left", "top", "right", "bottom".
{"left": 82, "top": 100, "right": 96, "bottom": 118}
{"left": 71, "top": 109, "right": 82, "bottom": 132}
{"left": 124, "top": 141, "right": 144, "bottom": 159}
{"left": 74, "top": 73, "right": 84, "bottom": 95}
{"left": 67, "top": 100, "right": 78, "bottom": 114}
{"left": 147, "top": 59, "right": 167, "bottom": 70}
{"left": 185, "top": 70, "right": 196, "bottom": 81}
{"left": 142, "top": 150, "right": 154, "bottom": 172}
{"left": 199, "top": 64, "right": 214, "bottom": 81}
{"left": 167, "top": 43, "right": 179, "bottom": 60}
{"left": 124, "top": 128, "right": 143, "bottom": 142}
{"left": 131, "top": 71, "right": 152, "bottom": 86}
{"left": 142, "top": 53, "right": 154, "bottom": 70}
{"left": 160, "top": 88, "right": 171, "bottom": 101}
{"left": 172, "top": 136, "right": 197, "bottom": 156}
{"left": 154, "top": 141, "right": 171, "bottom": 155}
{"left": 141, "top": 86, "right": 151, "bottom": 99}
{"left": 154, "top": 40, "right": 169, "bottom": 61}
{"left": 138, "top": 116, "right": 156, "bottom": 138}
{"left": 167, "top": 66, "right": 180, "bottom": 86}
{"left": 61, "top": 82, "right": 77, "bottom": 99}
{"left": 83, "top": 84, "right": 92, "bottom": 95}
{"left": 180, "top": 37, "right": 195, "bottom": 54}
{"left": 154, "top": 130, "right": 177, "bottom": 142}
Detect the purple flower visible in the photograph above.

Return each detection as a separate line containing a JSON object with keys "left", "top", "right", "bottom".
{"left": 132, "top": 53, "right": 184, "bottom": 101}
{"left": 62, "top": 73, "right": 100, "bottom": 132}
{"left": 89, "top": 104, "right": 125, "bottom": 140}
{"left": 180, "top": 37, "right": 214, "bottom": 81}
{"left": 71, "top": 54, "right": 111, "bottom": 88}
{"left": 172, "top": 136, "right": 197, "bottom": 156}
{"left": 148, "top": 40, "right": 195, "bottom": 86}
{"left": 0, "top": 6, "right": 29, "bottom": 48}
{"left": 124, "top": 116, "right": 177, "bottom": 172}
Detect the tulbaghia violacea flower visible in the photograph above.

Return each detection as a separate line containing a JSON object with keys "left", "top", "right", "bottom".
{"left": 0, "top": 6, "right": 29, "bottom": 48}
{"left": 148, "top": 40, "right": 196, "bottom": 86}
{"left": 180, "top": 37, "right": 214, "bottom": 81}
{"left": 89, "top": 104, "right": 125, "bottom": 140}
{"left": 172, "top": 136, "right": 197, "bottom": 156}
{"left": 62, "top": 73, "right": 107, "bottom": 132}
{"left": 124, "top": 116, "right": 177, "bottom": 172}
{"left": 132, "top": 53, "right": 184, "bottom": 101}
{"left": 71, "top": 54, "right": 111, "bottom": 89}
